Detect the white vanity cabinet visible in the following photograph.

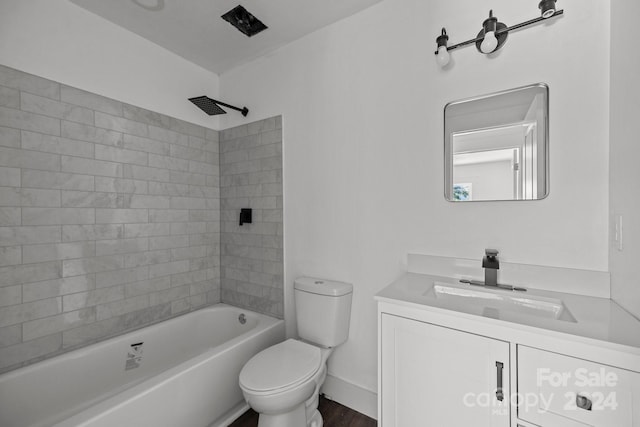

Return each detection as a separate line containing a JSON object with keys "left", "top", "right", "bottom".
{"left": 380, "top": 313, "right": 510, "bottom": 426}
{"left": 377, "top": 272, "right": 640, "bottom": 427}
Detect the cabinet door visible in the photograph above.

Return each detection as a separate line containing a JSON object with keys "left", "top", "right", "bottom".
{"left": 380, "top": 314, "right": 510, "bottom": 427}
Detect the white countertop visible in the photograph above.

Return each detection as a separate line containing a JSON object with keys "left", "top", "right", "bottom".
{"left": 376, "top": 272, "right": 640, "bottom": 357}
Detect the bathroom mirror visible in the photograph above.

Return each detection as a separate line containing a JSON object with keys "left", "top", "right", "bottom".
{"left": 444, "top": 83, "right": 549, "bottom": 202}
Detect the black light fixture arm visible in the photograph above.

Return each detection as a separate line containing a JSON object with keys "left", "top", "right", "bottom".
{"left": 435, "top": 9, "right": 563, "bottom": 54}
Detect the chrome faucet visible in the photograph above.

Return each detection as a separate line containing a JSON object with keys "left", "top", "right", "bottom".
{"left": 482, "top": 249, "right": 499, "bottom": 287}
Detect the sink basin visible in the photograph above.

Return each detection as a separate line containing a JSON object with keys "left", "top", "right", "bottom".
{"left": 426, "top": 282, "right": 577, "bottom": 323}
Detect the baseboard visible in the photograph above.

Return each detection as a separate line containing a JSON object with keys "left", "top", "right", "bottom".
{"left": 320, "top": 374, "right": 377, "bottom": 420}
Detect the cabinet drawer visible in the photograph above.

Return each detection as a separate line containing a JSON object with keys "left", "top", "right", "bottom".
{"left": 518, "top": 345, "right": 640, "bottom": 427}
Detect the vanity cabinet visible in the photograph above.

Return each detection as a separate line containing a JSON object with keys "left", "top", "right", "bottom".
{"left": 380, "top": 313, "right": 511, "bottom": 426}
{"left": 517, "top": 346, "right": 640, "bottom": 427}
{"left": 377, "top": 285, "right": 640, "bottom": 426}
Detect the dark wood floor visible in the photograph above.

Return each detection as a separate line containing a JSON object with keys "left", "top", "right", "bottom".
{"left": 229, "top": 394, "right": 377, "bottom": 427}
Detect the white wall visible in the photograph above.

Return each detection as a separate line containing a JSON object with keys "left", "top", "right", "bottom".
{"left": 219, "top": 0, "right": 611, "bottom": 400}
{"left": 610, "top": 0, "right": 640, "bottom": 320}
{"left": 0, "top": 0, "right": 220, "bottom": 129}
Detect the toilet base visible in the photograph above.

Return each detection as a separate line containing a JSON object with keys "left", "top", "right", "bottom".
{"left": 308, "top": 409, "right": 323, "bottom": 427}
{"left": 254, "top": 400, "right": 325, "bottom": 427}
{"left": 257, "top": 403, "right": 306, "bottom": 427}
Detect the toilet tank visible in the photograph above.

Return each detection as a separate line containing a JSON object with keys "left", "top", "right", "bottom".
{"left": 294, "top": 277, "right": 353, "bottom": 348}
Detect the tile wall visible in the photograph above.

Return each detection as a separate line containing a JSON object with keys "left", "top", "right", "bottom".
{"left": 219, "top": 118, "right": 284, "bottom": 318}
{"left": 0, "top": 65, "right": 222, "bottom": 372}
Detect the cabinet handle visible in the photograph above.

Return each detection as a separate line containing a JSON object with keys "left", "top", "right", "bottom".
{"left": 495, "top": 361, "right": 504, "bottom": 401}
{"left": 576, "top": 394, "right": 592, "bottom": 411}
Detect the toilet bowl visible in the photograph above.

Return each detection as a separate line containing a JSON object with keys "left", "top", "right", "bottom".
{"left": 238, "top": 277, "right": 352, "bottom": 427}
{"left": 239, "top": 339, "right": 331, "bottom": 427}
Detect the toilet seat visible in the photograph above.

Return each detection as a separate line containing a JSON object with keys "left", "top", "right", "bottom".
{"left": 240, "top": 339, "right": 322, "bottom": 393}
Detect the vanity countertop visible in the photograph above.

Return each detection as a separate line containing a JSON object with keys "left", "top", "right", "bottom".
{"left": 376, "top": 272, "right": 640, "bottom": 358}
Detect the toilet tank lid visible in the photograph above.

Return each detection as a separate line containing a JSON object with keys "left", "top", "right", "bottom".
{"left": 294, "top": 277, "right": 353, "bottom": 297}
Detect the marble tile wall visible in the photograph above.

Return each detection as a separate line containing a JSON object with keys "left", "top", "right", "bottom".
{"left": 219, "top": 117, "right": 283, "bottom": 318}
{"left": 0, "top": 65, "right": 221, "bottom": 373}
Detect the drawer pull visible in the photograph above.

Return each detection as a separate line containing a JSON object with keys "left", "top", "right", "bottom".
{"left": 576, "top": 394, "right": 592, "bottom": 411}
{"left": 495, "top": 361, "right": 504, "bottom": 401}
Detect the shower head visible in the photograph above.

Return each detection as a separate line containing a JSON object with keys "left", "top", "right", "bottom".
{"left": 188, "top": 96, "right": 249, "bottom": 117}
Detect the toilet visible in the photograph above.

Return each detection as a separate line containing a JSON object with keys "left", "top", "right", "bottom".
{"left": 239, "top": 277, "right": 353, "bottom": 427}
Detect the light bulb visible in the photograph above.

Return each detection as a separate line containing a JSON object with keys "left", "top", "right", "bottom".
{"left": 541, "top": 7, "right": 555, "bottom": 18}
{"left": 436, "top": 45, "right": 450, "bottom": 67}
{"left": 480, "top": 31, "right": 498, "bottom": 53}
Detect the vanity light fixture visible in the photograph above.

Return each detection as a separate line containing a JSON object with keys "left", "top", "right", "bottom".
{"left": 435, "top": 29, "right": 450, "bottom": 67}
{"left": 435, "top": 0, "right": 563, "bottom": 66}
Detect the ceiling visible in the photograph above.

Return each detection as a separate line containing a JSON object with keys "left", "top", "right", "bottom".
{"left": 69, "top": 0, "right": 383, "bottom": 75}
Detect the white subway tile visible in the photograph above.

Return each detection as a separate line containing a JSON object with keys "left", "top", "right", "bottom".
{"left": 0, "top": 284, "right": 21, "bottom": 306}
{"left": 22, "top": 170, "right": 94, "bottom": 191}
{"left": 0, "top": 334, "right": 61, "bottom": 370}
{"left": 21, "top": 131, "right": 94, "bottom": 158}
{"left": 0, "top": 261, "right": 60, "bottom": 287}
{"left": 22, "top": 241, "right": 95, "bottom": 263}
{"left": 94, "top": 177, "right": 147, "bottom": 194}
{"left": 94, "top": 144, "right": 148, "bottom": 166}
{"left": 62, "top": 224, "right": 123, "bottom": 242}
{"left": 0, "top": 187, "right": 60, "bottom": 207}
{"left": 95, "top": 266, "right": 149, "bottom": 288}
{"left": 61, "top": 156, "right": 122, "bottom": 178}
{"left": 149, "top": 209, "right": 188, "bottom": 223}
{"left": 62, "top": 286, "right": 124, "bottom": 312}
{"left": 0, "top": 167, "right": 20, "bottom": 187}
{"left": 0, "top": 207, "right": 21, "bottom": 226}
{"left": 123, "top": 249, "right": 171, "bottom": 268}
{"left": 148, "top": 260, "right": 189, "bottom": 279}
{"left": 95, "top": 238, "right": 148, "bottom": 256}
{"left": 0, "top": 106, "right": 60, "bottom": 135}
{"left": 22, "top": 208, "right": 94, "bottom": 225}
{"left": 0, "top": 146, "right": 60, "bottom": 172}
{"left": 97, "top": 295, "right": 149, "bottom": 321}
{"left": 0, "top": 297, "right": 61, "bottom": 328}
{"left": 22, "top": 275, "right": 96, "bottom": 302}
{"left": 62, "top": 255, "right": 124, "bottom": 277}
{"left": 61, "top": 121, "right": 123, "bottom": 147}
{"left": 60, "top": 86, "right": 122, "bottom": 116}
{"left": 23, "top": 308, "right": 96, "bottom": 341}
{"left": 0, "top": 225, "right": 60, "bottom": 246}
{"left": 123, "top": 134, "right": 169, "bottom": 155}
{"left": 60, "top": 190, "right": 119, "bottom": 208}
{"left": 0, "top": 85, "right": 20, "bottom": 108}
{"left": 0, "top": 65, "right": 60, "bottom": 99}
{"left": 123, "top": 223, "right": 171, "bottom": 238}
{"left": 20, "top": 92, "right": 93, "bottom": 125}
{"left": 123, "top": 164, "right": 169, "bottom": 182}
{"left": 95, "top": 208, "right": 148, "bottom": 224}
{"left": 95, "top": 112, "right": 147, "bottom": 137}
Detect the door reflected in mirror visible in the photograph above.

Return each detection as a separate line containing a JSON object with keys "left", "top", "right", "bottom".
{"left": 445, "top": 84, "right": 549, "bottom": 202}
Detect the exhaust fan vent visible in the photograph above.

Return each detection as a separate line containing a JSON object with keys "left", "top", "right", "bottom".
{"left": 221, "top": 5, "right": 268, "bottom": 37}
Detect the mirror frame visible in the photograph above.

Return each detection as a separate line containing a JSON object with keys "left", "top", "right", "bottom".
{"left": 444, "top": 83, "right": 550, "bottom": 202}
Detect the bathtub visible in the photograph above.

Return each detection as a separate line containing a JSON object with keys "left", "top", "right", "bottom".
{"left": 0, "top": 304, "right": 284, "bottom": 427}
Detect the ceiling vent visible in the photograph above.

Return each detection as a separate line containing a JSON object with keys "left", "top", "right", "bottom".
{"left": 221, "top": 5, "right": 268, "bottom": 37}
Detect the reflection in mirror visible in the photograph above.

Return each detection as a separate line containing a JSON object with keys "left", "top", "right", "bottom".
{"left": 445, "top": 84, "right": 549, "bottom": 202}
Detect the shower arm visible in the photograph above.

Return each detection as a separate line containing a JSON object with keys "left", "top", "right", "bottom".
{"left": 211, "top": 99, "right": 249, "bottom": 116}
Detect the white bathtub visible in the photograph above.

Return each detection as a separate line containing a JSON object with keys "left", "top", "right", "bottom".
{"left": 0, "top": 304, "right": 284, "bottom": 427}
